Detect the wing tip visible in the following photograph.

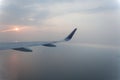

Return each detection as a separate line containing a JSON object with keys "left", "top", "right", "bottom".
{"left": 64, "top": 28, "right": 77, "bottom": 41}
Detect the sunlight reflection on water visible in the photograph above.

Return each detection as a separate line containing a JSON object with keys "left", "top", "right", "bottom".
{"left": 0, "top": 45, "right": 119, "bottom": 80}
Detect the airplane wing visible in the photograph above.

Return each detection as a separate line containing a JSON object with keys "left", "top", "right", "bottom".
{"left": 0, "top": 28, "right": 77, "bottom": 52}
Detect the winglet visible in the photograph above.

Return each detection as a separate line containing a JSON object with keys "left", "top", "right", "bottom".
{"left": 64, "top": 28, "right": 77, "bottom": 41}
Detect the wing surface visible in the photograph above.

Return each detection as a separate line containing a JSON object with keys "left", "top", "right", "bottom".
{"left": 0, "top": 28, "right": 77, "bottom": 52}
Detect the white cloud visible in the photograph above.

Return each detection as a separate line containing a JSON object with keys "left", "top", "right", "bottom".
{"left": 0, "top": 0, "right": 119, "bottom": 46}
{"left": 0, "top": 0, "right": 119, "bottom": 27}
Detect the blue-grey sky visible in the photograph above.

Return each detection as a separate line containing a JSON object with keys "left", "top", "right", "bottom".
{"left": 0, "top": 1, "right": 120, "bottom": 80}
{"left": 0, "top": 0, "right": 120, "bottom": 49}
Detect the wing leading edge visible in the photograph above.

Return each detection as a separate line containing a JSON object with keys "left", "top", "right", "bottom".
{"left": 0, "top": 28, "right": 77, "bottom": 52}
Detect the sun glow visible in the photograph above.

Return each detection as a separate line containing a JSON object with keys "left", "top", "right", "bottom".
{"left": 0, "top": 27, "right": 22, "bottom": 32}
{"left": 14, "top": 28, "right": 20, "bottom": 31}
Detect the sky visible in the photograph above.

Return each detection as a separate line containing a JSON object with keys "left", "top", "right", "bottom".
{"left": 0, "top": 0, "right": 120, "bottom": 49}
{"left": 0, "top": 1, "right": 120, "bottom": 80}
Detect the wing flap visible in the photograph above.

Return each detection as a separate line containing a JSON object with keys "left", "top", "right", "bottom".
{"left": 42, "top": 44, "right": 56, "bottom": 47}
{"left": 13, "top": 47, "right": 32, "bottom": 52}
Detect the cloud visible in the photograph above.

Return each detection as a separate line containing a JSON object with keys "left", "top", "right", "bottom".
{"left": 0, "top": 0, "right": 119, "bottom": 27}
{"left": 0, "top": 1, "right": 50, "bottom": 26}
{"left": 83, "top": 0, "right": 119, "bottom": 13}
{"left": 0, "top": 1, "right": 119, "bottom": 46}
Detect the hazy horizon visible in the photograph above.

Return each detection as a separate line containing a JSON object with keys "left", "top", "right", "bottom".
{"left": 0, "top": 0, "right": 120, "bottom": 80}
